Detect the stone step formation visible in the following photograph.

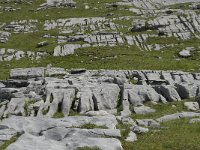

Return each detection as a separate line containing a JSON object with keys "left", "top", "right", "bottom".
{"left": 1, "top": 0, "right": 200, "bottom": 149}
{"left": 0, "top": 67, "right": 200, "bottom": 149}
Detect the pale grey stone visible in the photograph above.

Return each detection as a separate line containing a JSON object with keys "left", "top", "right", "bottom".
{"left": 154, "top": 85, "right": 181, "bottom": 101}
{"left": 7, "top": 134, "right": 66, "bottom": 150}
{"left": 125, "top": 131, "right": 137, "bottom": 142}
{"left": 131, "top": 126, "right": 149, "bottom": 133}
{"left": 134, "top": 106, "right": 155, "bottom": 114}
{"left": 157, "top": 112, "right": 200, "bottom": 123}
{"left": 184, "top": 102, "right": 199, "bottom": 111}
{"left": 189, "top": 118, "right": 200, "bottom": 124}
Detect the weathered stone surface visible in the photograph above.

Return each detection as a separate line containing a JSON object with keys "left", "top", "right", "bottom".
{"left": 189, "top": 118, "right": 200, "bottom": 124}
{"left": 184, "top": 102, "right": 199, "bottom": 111}
{"left": 42, "top": 128, "right": 121, "bottom": 140}
{"left": 154, "top": 85, "right": 181, "bottom": 101}
{"left": 134, "top": 106, "right": 155, "bottom": 114}
{"left": 1, "top": 115, "right": 122, "bottom": 150}
{"left": 10, "top": 68, "right": 45, "bottom": 79}
{"left": 175, "top": 83, "right": 198, "bottom": 99}
{"left": 84, "top": 110, "right": 110, "bottom": 116}
{"left": 179, "top": 47, "right": 194, "bottom": 58}
{"left": 53, "top": 44, "right": 81, "bottom": 56}
{"left": 7, "top": 134, "right": 67, "bottom": 150}
{"left": 127, "top": 84, "right": 164, "bottom": 105}
{"left": 125, "top": 131, "right": 137, "bottom": 142}
{"left": 157, "top": 112, "right": 200, "bottom": 123}
{"left": 131, "top": 126, "right": 149, "bottom": 133}
{"left": 3, "top": 98, "right": 27, "bottom": 117}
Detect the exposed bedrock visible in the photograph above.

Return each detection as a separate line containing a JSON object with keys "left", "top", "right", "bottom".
{"left": 0, "top": 68, "right": 200, "bottom": 118}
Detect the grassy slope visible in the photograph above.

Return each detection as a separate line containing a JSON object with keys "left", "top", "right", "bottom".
{"left": 0, "top": 0, "right": 200, "bottom": 80}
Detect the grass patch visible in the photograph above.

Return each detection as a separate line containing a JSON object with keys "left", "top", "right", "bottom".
{"left": 80, "top": 124, "right": 108, "bottom": 129}
{"left": 52, "top": 112, "right": 64, "bottom": 118}
{"left": 0, "top": 135, "right": 19, "bottom": 150}
{"left": 122, "top": 118, "right": 200, "bottom": 150}
{"left": 24, "top": 99, "right": 36, "bottom": 116}
{"left": 69, "top": 109, "right": 81, "bottom": 116}
{"left": 116, "top": 120, "right": 131, "bottom": 140}
{"left": 76, "top": 147, "right": 100, "bottom": 150}
{"left": 131, "top": 99, "right": 195, "bottom": 119}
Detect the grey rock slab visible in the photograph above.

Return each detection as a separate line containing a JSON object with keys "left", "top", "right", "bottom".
{"left": 154, "top": 85, "right": 181, "bottom": 101}
{"left": 62, "top": 88, "right": 76, "bottom": 116}
{"left": 131, "top": 126, "right": 149, "bottom": 134}
{"left": 120, "top": 99, "right": 131, "bottom": 117}
{"left": 157, "top": 112, "right": 200, "bottom": 123}
{"left": 0, "top": 115, "right": 118, "bottom": 134}
{"left": 0, "top": 82, "right": 5, "bottom": 88}
{"left": 189, "top": 118, "right": 200, "bottom": 123}
{"left": 127, "top": 84, "right": 164, "bottom": 106}
{"left": 0, "top": 128, "right": 17, "bottom": 141}
{"left": 45, "top": 67, "right": 67, "bottom": 77}
{"left": 134, "top": 105, "right": 155, "bottom": 115}
{"left": 175, "top": 83, "right": 198, "bottom": 99}
{"left": 63, "top": 137, "right": 123, "bottom": 150}
{"left": 53, "top": 44, "right": 81, "bottom": 56}
{"left": 42, "top": 128, "right": 121, "bottom": 141}
{"left": 92, "top": 83, "right": 120, "bottom": 111}
{"left": 120, "top": 116, "right": 136, "bottom": 125}
{"left": 77, "top": 87, "right": 94, "bottom": 113}
{"left": 10, "top": 68, "right": 45, "bottom": 79}
{"left": 60, "top": 115, "right": 118, "bottom": 129}
{"left": 84, "top": 110, "right": 110, "bottom": 116}
{"left": 184, "top": 102, "right": 199, "bottom": 111}
{"left": 125, "top": 131, "right": 137, "bottom": 142}
{"left": 3, "top": 98, "right": 27, "bottom": 117}
{"left": 6, "top": 133, "right": 66, "bottom": 150}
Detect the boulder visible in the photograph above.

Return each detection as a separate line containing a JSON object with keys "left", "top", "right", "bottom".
{"left": 53, "top": 44, "right": 81, "bottom": 56}
{"left": 3, "top": 98, "right": 27, "bottom": 117}
{"left": 131, "top": 126, "right": 149, "bottom": 133}
{"left": 127, "top": 85, "right": 164, "bottom": 106}
{"left": 154, "top": 85, "right": 181, "bottom": 101}
{"left": 184, "top": 102, "right": 199, "bottom": 111}
{"left": 175, "top": 83, "right": 198, "bottom": 99}
{"left": 125, "top": 131, "right": 137, "bottom": 142}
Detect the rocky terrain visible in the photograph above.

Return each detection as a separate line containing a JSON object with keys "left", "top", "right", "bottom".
{"left": 1, "top": 0, "right": 200, "bottom": 150}
{"left": 0, "top": 67, "right": 200, "bottom": 149}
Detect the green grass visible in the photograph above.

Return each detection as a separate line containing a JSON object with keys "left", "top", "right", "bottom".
{"left": 0, "top": 43, "right": 200, "bottom": 80}
{"left": 69, "top": 110, "right": 81, "bottom": 116}
{"left": 122, "top": 119, "right": 200, "bottom": 150}
{"left": 24, "top": 99, "right": 36, "bottom": 116}
{"left": 166, "top": 2, "right": 193, "bottom": 10}
{"left": 0, "top": 0, "right": 200, "bottom": 81}
{"left": 0, "top": 0, "right": 129, "bottom": 23}
{"left": 118, "top": 98, "right": 200, "bottom": 150}
{"left": 131, "top": 99, "right": 195, "bottom": 119}
{"left": 52, "top": 112, "right": 64, "bottom": 118}
{"left": 76, "top": 147, "right": 100, "bottom": 150}
{"left": 0, "top": 135, "right": 19, "bottom": 150}
{"left": 80, "top": 124, "right": 108, "bottom": 129}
